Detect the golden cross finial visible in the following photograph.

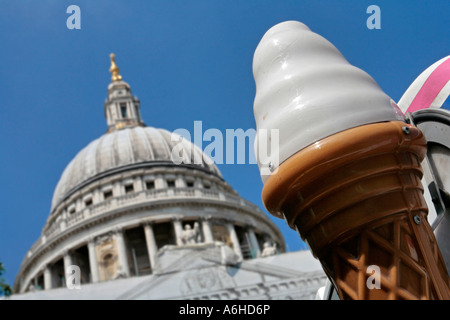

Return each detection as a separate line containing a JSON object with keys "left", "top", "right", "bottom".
{"left": 109, "top": 53, "right": 122, "bottom": 82}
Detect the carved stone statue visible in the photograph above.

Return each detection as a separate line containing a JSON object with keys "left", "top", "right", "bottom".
{"left": 261, "top": 241, "right": 277, "bottom": 257}
{"left": 181, "top": 223, "right": 200, "bottom": 245}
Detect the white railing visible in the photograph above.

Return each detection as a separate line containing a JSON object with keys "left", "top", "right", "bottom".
{"left": 66, "top": 209, "right": 85, "bottom": 227}
{"left": 89, "top": 199, "right": 112, "bottom": 215}
{"left": 43, "top": 221, "right": 61, "bottom": 238}
{"left": 34, "top": 186, "right": 268, "bottom": 251}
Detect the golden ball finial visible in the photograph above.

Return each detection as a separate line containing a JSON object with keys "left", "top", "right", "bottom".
{"left": 109, "top": 53, "right": 122, "bottom": 82}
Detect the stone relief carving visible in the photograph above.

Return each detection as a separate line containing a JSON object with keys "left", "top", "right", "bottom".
{"left": 95, "top": 232, "right": 120, "bottom": 281}
{"left": 95, "top": 232, "right": 114, "bottom": 246}
{"left": 180, "top": 267, "right": 235, "bottom": 295}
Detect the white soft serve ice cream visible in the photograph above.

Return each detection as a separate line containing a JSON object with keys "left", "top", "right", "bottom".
{"left": 253, "top": 21, "right": 405, "bottom": 182}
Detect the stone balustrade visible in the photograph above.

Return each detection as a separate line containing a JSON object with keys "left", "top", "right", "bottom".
{"left": 34, "top": 186, "right": 267, "bottom": 257}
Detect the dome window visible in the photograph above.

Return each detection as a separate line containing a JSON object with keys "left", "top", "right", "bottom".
{"left": 145, "top": 180, "right": 155, "bottom": 190}
{"left": 103, "top": 190, "right": 113, "bottom": 200}
{"left": 85, "top": 198, "right": 93, "bottom": 207}
{"left": 167, "top": 180, "right": 175, "bottom": 188}
{"left": 186, "top": 180, "right": 194, "bottom": 188}
{"left": 120, "top": 103, "right": 128, "bottom": 118}
{"left": 125, "top": 184, "right": 134, "bottom": 194}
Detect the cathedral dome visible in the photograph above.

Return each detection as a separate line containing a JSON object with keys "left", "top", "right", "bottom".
{"left": 14, "top": 54, "right": 286, "bottom": 295}
{"left": 51, "top": 126, "right": 221, "bottom": 211}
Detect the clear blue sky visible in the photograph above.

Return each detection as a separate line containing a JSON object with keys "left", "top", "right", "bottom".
{"left": 0, "top": 0, "right": 449, "bottom": 288}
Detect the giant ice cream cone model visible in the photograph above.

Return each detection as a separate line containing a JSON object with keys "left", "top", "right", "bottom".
{"left": 253, "top": 21, "right": 450, "bottom": 299}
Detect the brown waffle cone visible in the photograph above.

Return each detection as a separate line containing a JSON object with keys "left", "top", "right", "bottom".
{"left": 262, "top": 121, "right": 450, "bottom": 299}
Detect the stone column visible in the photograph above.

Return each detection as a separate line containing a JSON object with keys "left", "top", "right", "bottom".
{"left": 172, "top": 217, "right": 184, "bottom": 246}
{"left": 143, "top": 222, "right": 158, "bottom": 269}
{"left": 201, "top": 216, "right": 214, "bottom": 243}
{"left": 60, "top": 218, "right": 67, "bottom": 232}
{"left": 176, "top": 174, "right": 185, "bottom": 188}
{"left": 129, "top": 101, "right": 136, "bottom": 119}
{"left": 227, "top": 222, "right": 243, "bottom": 259}
{"left": 155, "top": 174, "right": 165, "bottom": 189}
{"left": 44, "top": 265, "right": 52, "bottom": 290}
{"left": 113, "top": 181, "right": 122, "bottom": 198}
{"left": 88, "top": 238, "right": 100, "bottom": 283}
{"left": 63, "top": 250, "right": 73, "bottom": 287}
{"left": 247, "top": 227, "right": 261, "bottom": 258}
{"left": 194, "top": 177, "right": 203, "bottom": 197}
{"left": 135, "top": 176, "right": 145, "bottom": 192}
{"left": 115, "top": 228, "right": 130, "bottom": 277}
{"left": 63, "top": 251, "right": 72, "bottom": 271}
{"left": 115, "top": 103, "right": 121, "bottom": 123}
{"left": 75, "top": 198, "right": 82, "bottom": 212}
{"left": 93, "top": 188, "right": 101, "bottom": 204}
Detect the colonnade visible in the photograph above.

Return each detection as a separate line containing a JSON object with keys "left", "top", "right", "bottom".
{"left": 31, "top": 217, "right": 265, "bottom": 291}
